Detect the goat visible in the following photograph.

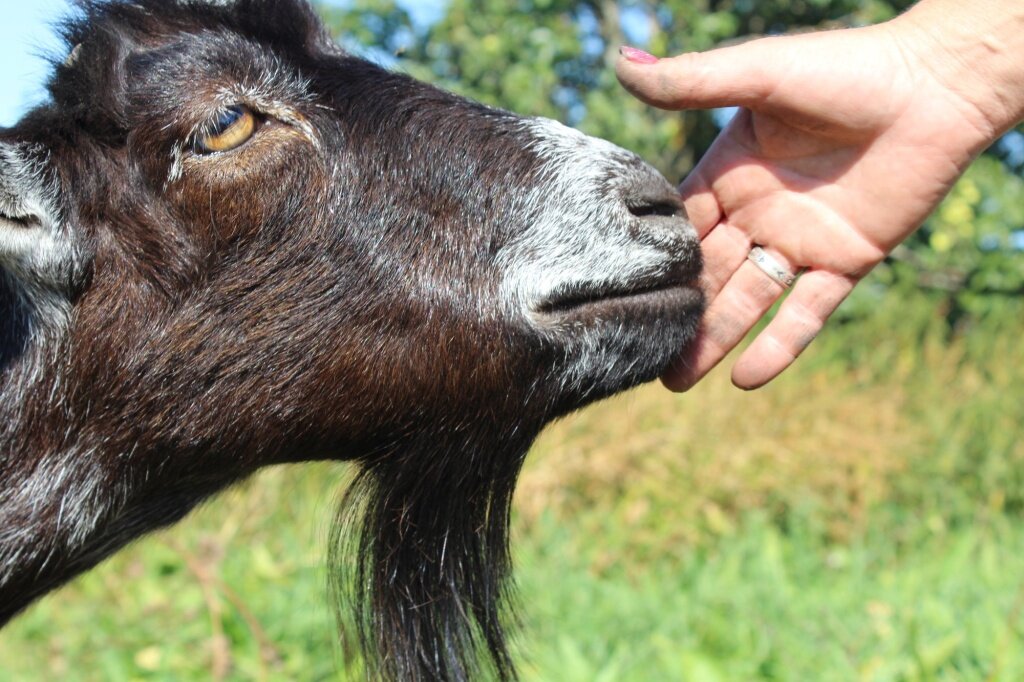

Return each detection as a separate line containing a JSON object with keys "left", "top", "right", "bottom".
{"left": 0, "top": 0, "right": 703, "bottom": 679}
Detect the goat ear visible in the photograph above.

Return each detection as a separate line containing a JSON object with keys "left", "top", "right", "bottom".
{"left": 0, "top": 143, "right": 76, "bottom": 287}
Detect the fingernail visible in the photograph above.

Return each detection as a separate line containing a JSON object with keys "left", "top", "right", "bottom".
{"left": 619, "top": 46, "right": 659, "bottom": 65}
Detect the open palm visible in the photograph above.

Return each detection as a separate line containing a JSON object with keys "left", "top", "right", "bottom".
{"left": 618, "top": 21, "right": 999, "bottom": 390}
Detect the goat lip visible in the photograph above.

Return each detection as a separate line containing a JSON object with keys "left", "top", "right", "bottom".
{"left": 535, "top": 278, "right": 703, "bottom": 319}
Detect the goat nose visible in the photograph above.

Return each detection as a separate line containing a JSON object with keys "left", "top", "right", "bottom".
{"left": 618, "top": 164, "right": 695, "bottom": 239}
{"left": 618, "top": 162, "right": 687, "bottom": 218}
{"left": 625, "top": 190, "right": 687, "bottom": 221}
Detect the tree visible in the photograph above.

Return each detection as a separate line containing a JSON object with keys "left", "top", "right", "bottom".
{"left": 322, "top": 1, "right": 915, "bottom": 176}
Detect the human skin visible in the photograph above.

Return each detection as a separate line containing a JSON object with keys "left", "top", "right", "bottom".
{"left": 616, "top": 0, "right": 1024, "bottom": 391}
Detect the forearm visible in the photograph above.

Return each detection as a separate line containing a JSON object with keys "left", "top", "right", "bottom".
{"left": 892, "top": 0, "right": 1024, "bottom": 143}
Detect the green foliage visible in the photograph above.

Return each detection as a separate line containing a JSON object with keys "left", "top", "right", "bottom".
{"left": 900, "top": 157, "right": 1024, "bottom": 314}
{"left": 323, "top": 0, "right": 915, "bottom": 175}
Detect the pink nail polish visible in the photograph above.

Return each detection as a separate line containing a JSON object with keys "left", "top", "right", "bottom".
{"left": 619, "top": 46, "right": 659, "bottom": 65}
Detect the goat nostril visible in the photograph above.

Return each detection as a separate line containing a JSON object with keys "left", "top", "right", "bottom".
{"left": 627, "top": 201, "right": 684, "bottom": 219}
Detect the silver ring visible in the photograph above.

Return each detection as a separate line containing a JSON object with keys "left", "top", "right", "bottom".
{"left": 747, "top": 246, "right": 797, "bottom": 289}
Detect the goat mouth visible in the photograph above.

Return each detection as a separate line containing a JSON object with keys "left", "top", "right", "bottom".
{"left": 535, "top": 266, "right": 704, "bottom": 322}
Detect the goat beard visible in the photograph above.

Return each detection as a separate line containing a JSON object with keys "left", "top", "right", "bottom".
{"left": 327, "top": 425, "right": 537, "bottom": 682}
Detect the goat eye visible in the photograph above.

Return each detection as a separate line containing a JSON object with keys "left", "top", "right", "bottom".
{"left": 195, "top": 105, "right": 257, "bottom": 154}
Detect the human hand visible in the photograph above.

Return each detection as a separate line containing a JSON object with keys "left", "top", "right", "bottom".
{"left": 617, "top": 1, "right": 1024, "bottom": 391}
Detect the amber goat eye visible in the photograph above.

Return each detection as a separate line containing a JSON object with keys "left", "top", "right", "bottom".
{"left": 195, "top": 105, "right": 257, "bottom": 154}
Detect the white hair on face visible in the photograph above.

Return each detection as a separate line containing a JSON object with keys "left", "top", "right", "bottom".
{"left": 494, "top": 118, "right": 699, "bottom": 390}
{"left": 0, "top": 145, "right": 81, "bottom": 381}
{"left": 499, "top": 118, "right": 691, "bottom": 325}
{"left": 0, "top": 145, "right": 78, "bottom": 284}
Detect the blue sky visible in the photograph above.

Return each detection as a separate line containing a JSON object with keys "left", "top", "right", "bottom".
{"left": 0, "top": 0, "right": 448, "bottom": 127}
{"left": 0, "top": 0, "right": 72, "bottom": 126}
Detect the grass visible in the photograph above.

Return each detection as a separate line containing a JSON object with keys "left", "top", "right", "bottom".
{"left": 1, "top": 289, "right": 1023, "bottom": 680}
{"left": 516, "top": 512, "right": 1024, "bottom": 681}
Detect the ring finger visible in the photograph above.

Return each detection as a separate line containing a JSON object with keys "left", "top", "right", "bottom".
{"left": 663, "top": 244, "right": 797, "bottom": 391}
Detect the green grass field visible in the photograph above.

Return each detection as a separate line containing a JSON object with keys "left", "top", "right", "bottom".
{"left": 2, "top": 289, "right": 1023, "bottom": 681}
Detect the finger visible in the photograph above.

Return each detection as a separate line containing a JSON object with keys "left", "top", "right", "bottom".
{"left": 662, "top": 248, "right": 793, "bottom": 391}
{"left": 730, "top": 270, "right": 856, "bottom": 390}
{"left": 679, "top": 169, "right": 721, "bottom": 238}
{"left": 615, "top": 39, "right": 780, "bottom": 111}
{"left": 698, "top": 221, "right": 751, "bottom": 299}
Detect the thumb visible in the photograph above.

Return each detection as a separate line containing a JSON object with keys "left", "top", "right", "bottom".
{"left": 616, "top": 39, "right": 783, "bottom": 111}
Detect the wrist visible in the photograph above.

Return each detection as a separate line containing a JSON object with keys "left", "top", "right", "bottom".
{"left": 888, "top": 0, "right": 1024, "bottom": 145}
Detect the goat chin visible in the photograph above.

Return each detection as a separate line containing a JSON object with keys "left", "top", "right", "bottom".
{"left": 0, "top": 1, "right": 704, "bottom": 680}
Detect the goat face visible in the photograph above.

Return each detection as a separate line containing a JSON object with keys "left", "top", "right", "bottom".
{"left": 0, "top": 1, "right": 702, "bottom": 680}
